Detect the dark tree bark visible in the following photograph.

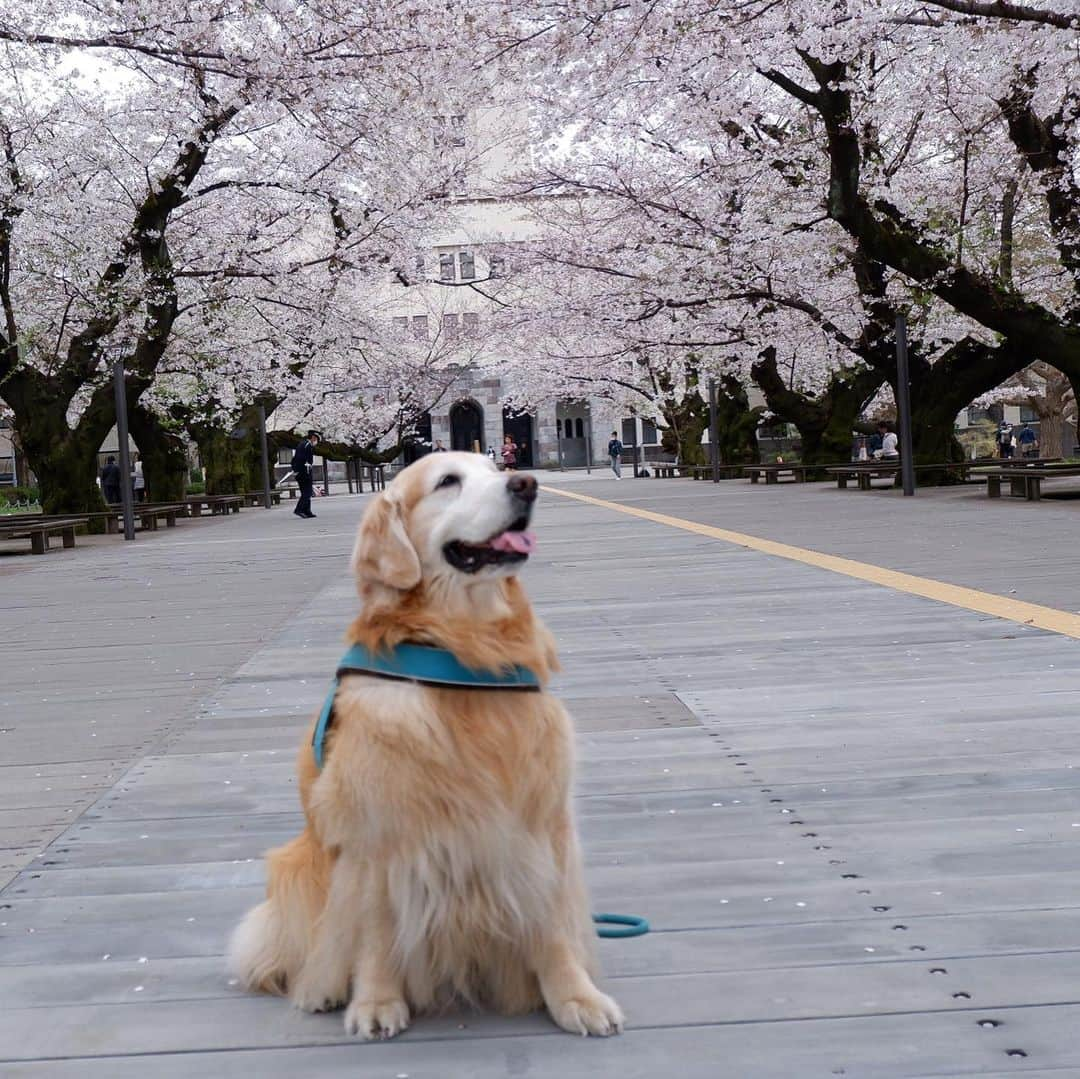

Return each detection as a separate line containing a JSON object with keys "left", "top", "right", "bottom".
{"left": 128, "top": 404, "right": 188, "bottom": 502}
{"left": 759, "top": 58, "right": 1080, "bottom": 378}
{"left": 752, "top": 348, "right": 883, "bottom": 467}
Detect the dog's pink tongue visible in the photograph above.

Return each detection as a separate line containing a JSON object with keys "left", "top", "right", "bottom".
{"left": 489, "top": 530, "right": 536, "bottom": 555}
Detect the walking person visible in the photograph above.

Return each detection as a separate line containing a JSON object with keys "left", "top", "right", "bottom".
{"left": 132, "top": 454, "right": 146, "bottom": 502}
{"left": 500, "top": 434, "right": 518, "bottom": 471}
{"left": 997, "top": 420, "right": 1014, "bottom": 459}
{"left": 100, "top": 456, "right": 122, "bottom": 504}
{"left": 1017, "top": 423, "right": 1038, "bottom": 459}
{"left": 292, "top": 430, "right": 319, "bottom": 519}
{"left": 608, "top": 431, "right": 623, "bottom": 478}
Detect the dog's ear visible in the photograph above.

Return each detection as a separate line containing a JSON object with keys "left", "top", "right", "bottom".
{"left": 352, "top": 491, "right": 422, "bottom": 592}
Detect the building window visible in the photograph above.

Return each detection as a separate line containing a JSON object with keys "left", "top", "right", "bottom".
{"left": 443, "top": 313, "right": 459, "bottom": 339}
{"left": 462, "top": 312, "right": 479, "bottom": 336}
{"left": 414, "top": 253, "right": 425, "bottom": 275}
{"left": 642, "top": 419, "right": 658, "bottom": 445}
{"left": 575, "top": 418, "right": 584, "bottom": 439}
{"left": 1019, "top": 405, "right": 1038, "bottom": 424}
{"left": 489, "top": 255, "right": 505, "bottom": 278}
{"left": 411, "top": 315, "right": 429, "bottom": 341}
{"left": 439, "top": 253, "right": 455, "bottom": 282}
{"left": 458, "top": 251, "right": 475, "bottom": 281}
{"left": 434, "top": 114, "right": 466, "bottom": 148}
{"left": 393, "top": 316, "right": 408, "bottom": 333}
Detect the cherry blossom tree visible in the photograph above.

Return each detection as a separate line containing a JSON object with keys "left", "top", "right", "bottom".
{"left": 0, "top": 0, "right": 493, "bottom": 511}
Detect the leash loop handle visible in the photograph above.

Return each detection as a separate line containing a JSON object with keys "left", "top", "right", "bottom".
{"left": 593, "top": 912, "right": 650, "bottom": 938}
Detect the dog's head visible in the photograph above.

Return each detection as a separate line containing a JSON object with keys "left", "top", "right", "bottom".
{"left": 352, "top": 452, "right": 538, "bottom": 601}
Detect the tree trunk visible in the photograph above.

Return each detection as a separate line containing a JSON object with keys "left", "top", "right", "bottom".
{"left": 5, "top": 377, "right": 110, "bottom": 515}
{"left": 659, "top": 390, "right": 710, "bottom": 465}
{"left": 751, "top": 349, "right": 883, "bottom": 468}
{"left": 714, "top": 376, "right": 762, "bottom": 465}
{"left": 191, "top": 424, "right": 256, "bottom": 495}
{"left": 129, "top": 404, "right": 188, "bottom": 502}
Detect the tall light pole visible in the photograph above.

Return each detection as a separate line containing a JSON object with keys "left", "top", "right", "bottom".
{"left": 112, "top": 357, "right": 136, "bottom": 541}
{"left": 708, "top": 377, "right": 720, "bottom": 483}
{"left": 257, "top": 403, "right": 272, "bottom": 509}
{"left": 895, "top": 315, "right": 916, "bottom": 496}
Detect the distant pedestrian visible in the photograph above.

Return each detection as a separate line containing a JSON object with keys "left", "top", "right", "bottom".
{"left": 433, "top": 440, "right": 447, "bottom": 452}
{"left": 1018, "top": 423, "right": 1038, "bottom": 458}
{"left": 132, "top": 454, "right": 146, "bottom": 502}
{"left": 101, "top": 456, "right": 122, "bottom": 504}
{"left": 608, "top": 431, "right": 623, "bottom": 478}
{"left": 292, "top": 430, "right": 319, "bottom": 519}
{"left": 997, "top": 420, "right": 1014, "bottom": 459}
{"left": 486, "top": 446, "right": 497, "bottom": 465}
{"left": 501, "top": 434, "right": 518, "bottom": 471}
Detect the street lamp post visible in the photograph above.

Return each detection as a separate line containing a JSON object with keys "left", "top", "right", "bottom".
{"left": 112, "top": 357, "right": 136, "bottom": 541}
{"left": 895, "top": 315, "right": 916, "bottom": 497}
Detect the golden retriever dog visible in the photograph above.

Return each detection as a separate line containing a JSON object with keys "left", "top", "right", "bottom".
{"left": 228, "top": 451, "right": 623, "bottom": 1039}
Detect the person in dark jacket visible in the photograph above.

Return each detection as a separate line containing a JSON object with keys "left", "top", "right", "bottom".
{"left": 100, "top": 456, "right": 122, "bottom": 504}
{"left": 291, "top": 431, "right": 319, "bottom": 519}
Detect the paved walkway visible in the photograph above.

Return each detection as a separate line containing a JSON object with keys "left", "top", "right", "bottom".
{"left": 3, "top": 476, "right": 1080, "bottom": 1076}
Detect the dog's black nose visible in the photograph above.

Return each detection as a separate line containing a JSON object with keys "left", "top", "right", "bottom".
{"left": 507, "top": 474, "right": 538, "bottom": 503}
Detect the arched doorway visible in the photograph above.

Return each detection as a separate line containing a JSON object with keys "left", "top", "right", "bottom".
{"left": 450, "top": 399, "right": 484, "bottom": 452}
{"left": 502, "top": 407, "right": 534, "bottom": 468}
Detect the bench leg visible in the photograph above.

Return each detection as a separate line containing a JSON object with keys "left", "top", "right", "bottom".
{"left": 837, "top": 476, "right": 847, "bottom": 489}
{"left": 30, "top": 532, "right": 48, "bottom": 555}
{"left": 166, "top": 513, "right": 177, "bottom": 527}
{"left": 147, "top": 515, "right": 159, "bottom": 531}
{"left": 987, "top": 476, "right": 1001, "bottom": 498}
{"left": 1009, "top": 477, "right": 1024, "bottom": 498}
{"left": 766, "top": 472, "right": 777, "bottom": 484}
{"left": 1028, "top": 479, "right": 1041, "bottom": 502}
{"left": 106, "top": 516, "right": 118, "bottom": 534}
{"left": 62, "top": 527, "right": 76, "bottom": 549}
{"left": 859, "top": 473, "right": 871, "bottom": 491}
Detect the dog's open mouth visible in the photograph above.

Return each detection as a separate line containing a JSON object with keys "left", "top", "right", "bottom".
{"left": 443, "top": 516, "right": 536, "bottom": 573}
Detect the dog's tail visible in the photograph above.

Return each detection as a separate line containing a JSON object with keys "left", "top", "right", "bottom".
{"left": 227, "top": 829, "right": 332, "bottom": 995}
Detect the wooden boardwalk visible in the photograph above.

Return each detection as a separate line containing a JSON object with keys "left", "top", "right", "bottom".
{"left": 2, "top": 478, "right": 1080, "bottom": 1076}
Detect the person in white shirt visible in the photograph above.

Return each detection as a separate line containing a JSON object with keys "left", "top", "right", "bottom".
{"left": 875, "top": 422, "right": 899, "bottom": 459}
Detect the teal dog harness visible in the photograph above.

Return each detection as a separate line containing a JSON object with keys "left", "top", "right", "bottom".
{"left": 309, "top": 640, "right": 649, "bottom": 940}
{"left": 312, "top": 642, "right": 540, "bottom": 770}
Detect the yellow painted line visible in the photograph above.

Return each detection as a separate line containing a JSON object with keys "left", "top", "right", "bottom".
{"left": 543, "top": 486, "right": 1080, "bottom": 641}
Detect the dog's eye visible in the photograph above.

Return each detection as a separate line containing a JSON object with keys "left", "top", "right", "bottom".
{"left": 436, "top": 474, "right": 461, "bottom": 490}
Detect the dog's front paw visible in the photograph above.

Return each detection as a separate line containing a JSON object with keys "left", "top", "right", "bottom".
{"left": 548, "top": 989, "right": 624, "bottom": 1037}
{"left": 290, "top": 972, "right": 348, "bottom": 1014}
{"left": 344, "top": 996, "right": 411, "bottom": 1040}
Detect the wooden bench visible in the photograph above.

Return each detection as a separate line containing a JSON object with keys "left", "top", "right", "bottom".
{"left": 744, "top": 463, "right": 811, "bottom": 484}
{"left": 241, "top": 491, "right": 282, "bottom": 508}
{"left": 653, "top": 464, "right": 691, "bottom": 479}
{"left": 0, "top": 516, "right": 83, "bottom": 554}
{"left": 980, "top": 465, "right": 1080, "bottom": 501}
{"left": 101, "top": 502, "right": 188, "bottom": 531}
{"left": 826, "top": 462, "right": 901, "bottom": 490}
{"left": 185, "top": 495, "right": 243, "bottom": 516}
{"left": 827, "top": 460, "right": 978, "bottom": 490}
{"left": 689, "top": 464, "right": 745, "bottom": 480}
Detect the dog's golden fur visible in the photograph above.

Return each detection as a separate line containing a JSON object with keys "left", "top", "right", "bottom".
{"left": 228, "top": 453, "right": 623, "bottom": 1038}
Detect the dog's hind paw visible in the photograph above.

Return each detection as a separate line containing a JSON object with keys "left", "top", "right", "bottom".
{"left": 549, "top": 989, "right": 624, "bottom": 1037}
{"left": 344, "top": 996, "right": 411, "bottom": 1040}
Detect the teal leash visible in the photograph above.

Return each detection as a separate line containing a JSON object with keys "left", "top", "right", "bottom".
{"left": 593, "top": 913, "right": 650, "bottom": 938}
{"left": 314, "top": 642, "right": 650, "bottom": 941}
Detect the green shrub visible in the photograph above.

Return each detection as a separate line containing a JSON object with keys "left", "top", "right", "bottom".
{"left": 189, "top": 467, "right": 204, "bottom": 483}
{"left": 186, "top": 481, "right": 206, "bottom": 495}
{"left": 0, "top": 485, "right": 40, "bottom": 506}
